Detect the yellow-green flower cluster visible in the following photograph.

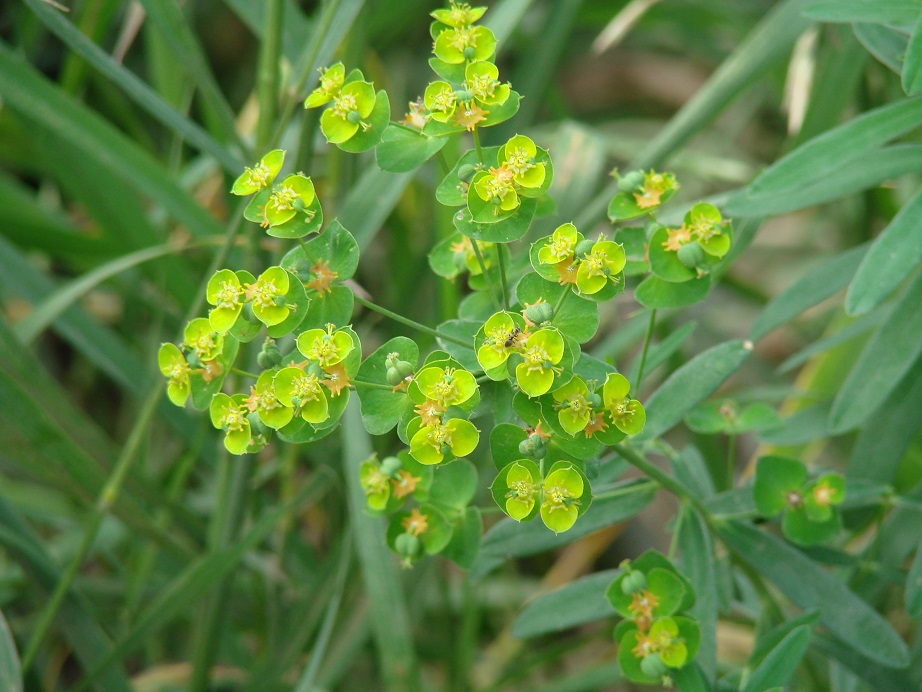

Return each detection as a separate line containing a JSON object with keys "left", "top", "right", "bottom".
{"left": 536, "top": 223, "right": 626, "bottom": 295}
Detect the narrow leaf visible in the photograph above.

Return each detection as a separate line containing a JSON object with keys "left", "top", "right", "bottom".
{"left": 718, "top": 521, "right": 910, "bottom": 668}
{"left": 742, "top": 625, "right": 811, "bottom": 692}
{"left": 637, "top": 340, "right": 753, "bottom": 441}
{"left": 804, "top": 1, "right": 921, "bottom": 26}
{"left": 678, "top": 510, "right": 718, "bottom": 682}
{"left": 906, "top": 537, "right": 922, "bottom": 618}
{"left": 903, "top": 12, "right": 922, "bottom": 94}
{"left": 512, "top": 569, "right": 618, "bottom": 639}
{"left": 0, "top": 609, "right": 22, "bottom": 692}
{"left": 846, "top": 188, "right": 922, "bottom": 315}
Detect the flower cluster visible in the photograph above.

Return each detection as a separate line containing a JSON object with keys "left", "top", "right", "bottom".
{"left": 304, "top": 63, "right": 387, "bottom": 150}
{"left": 607, "top": 551, "right": 700, "bottom": 686}
{"left": 467, "top": 135, "right": 550, "bottom": 218}
{"left": 407, "top": 363, "right": 480, "bottom": 465}
{"left": 492, "top": 459, "right": 590, "bottom": 533}
{"left": 534, "top": 222, "right": 627, "bottom": 296}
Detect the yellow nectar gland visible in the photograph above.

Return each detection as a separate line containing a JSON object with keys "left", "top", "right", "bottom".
{"left": 246, "top": 386, "right": 282, "bottom": 414}
{"left": 447, "top": 2, "right": 476, "bottom": 25}
{"left": 292, "top": 372, "right": 324, "bottom": 402}
{"left": 565, "top": 393, "right": 591, "bottom": 416}
{"left": 522, "top": 341, "right": 552, "bottom": 373}
{"left": 482, "top": 168, "right": 514, "bottom": 201}
{"left": 244, "top": 162, "right": 272, "bottom": 190}
{"left": 543, "top": 482, "right": 578, "bottom": 513}
{"left": 431, "top": 89, "right": 457, "bottom": 114}
{"left": 306, "top": 328, "right": 344, "bottom": 366}
{"left": 425, "top": 420, "right": 453, "bottom": 451}
{"left": 191, "top": 333, "right": 219, "bottom": 358}
{"left": 402, "top": 508, "right": 429, "bottom": 537}
{"left": 505, "top": 146, "right": 534, "bottom": 176}
{"left": 268, "top": 185, "right": 298, "bottom": 213}
{"left": 813, "top": 483, "right": 833, "bottom": 506}
{"left": 582, "top": 248, "right": 612, "bottom": 278}
{"left": 223, "top": 406, "right": 247, "bottom": 432}
{"left": 449, "top": 26, "right": 477, "bottom": 52}
{"left": 364, "top": 467, "right": 390, "bottom": 496}
{"left": 468, "top": 72, "right": 499, "bottom": 101}
{"left": 506, "top": 476, "right": 537, "bottom": 501}
{"left": 392, "top": 470, "right": 421, "bottom": 500}
{"left": 215, "top": 281, "right": 243, "bottom": 309}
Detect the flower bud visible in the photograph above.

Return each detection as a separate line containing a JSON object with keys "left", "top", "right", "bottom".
{"left": 457, "top": 164, "right": 478, "bottom": 183}
{"left": 346, "top": 110, "right": 362, "bottom": 124}
{"left": 524, "top": 301, "right": 554, "bottom": 324}
{"left": 186, "top": 351, "right": 203, "bottom": 369}
{"left": 640, "top": 653, "right": 667, "bottom": 678}
{"left": 618, "top": 170, "right": 644, "bottom": 192}
{"left": 386, "top": 367, "right": 403, "bottom": 386}
{"left": 587, "top": 392, "right": 602, "bottom": 409}
{"left": 257, "top": 340, "right": 282, "bottom": 369}
{"left": 381, "top": 456, "right": 402, "bottom": 477}
{"left": 677, "top": 240, "right": 707, "bottom": 269}
{"left": 620, "top": 570, "right": 647, "bottom": 595}
{"left": 453, "top": 89, "right": 474, "bottom": 103}
{"left": 394, "top": 532, "right": 422, "bottom": 558}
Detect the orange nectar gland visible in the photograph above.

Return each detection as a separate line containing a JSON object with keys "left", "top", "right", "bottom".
{"left": 401, "top": 508, "right": 429, "bottom": 537}
{"left": 392, "top": 470, "right": 421, "bottom": 500}
{"left": 662, "top": 226, "right": 693, "bottom": 252}
{"left": 415, "top": 400, "right": 445, "bottom": 426}
{"left": 628, "top": 589, "right": 660, "bottom": 631}
{"left": 454, "top": 102, "right": 488, "bottom": 131}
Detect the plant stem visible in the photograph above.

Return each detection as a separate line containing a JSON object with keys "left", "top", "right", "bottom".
{"left": 353, "top": 295, "right": 474, "bottom": 349}
{"left": 614, "top": 444, "right": 710, "bottom": 519}
{"left": 298, "top": 236, "right": 315, "bottom": 265}
{"left": 231, "top": 367, "right": 260, "bottom": 379}
{"left": 472, "top": 126, "right": 484, "bottom": 165}
{"left": 256, "top": 0, "right": 283, "bottom": 151}
{"left": 470, "top": 240, "right": 501, "bottom": 310}
{"left": 496, "top": 245, "right": 509, "bottom": 310}
{"left": 351, "top": 379, "right": 396, "bottom": 391}
{"left": 436, "top": 149, "right": 451, "bottom": 177}
{"left": 552, "top": 285, "right": 571, "bottom": 317}
{"left": 726, "top": 433, "right": 737, "bottom": 490}
{"left": 633, "top": 308, "right": 656, "bottom": 395}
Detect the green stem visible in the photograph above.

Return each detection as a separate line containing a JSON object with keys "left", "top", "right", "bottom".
{"left": 436, "top": 149, "right": 451, "bottom": 177}
{"left": 231, "top": 367, "right": 260, "bottom": 379}
{"left": 256, "top": 0, "right": 283, "bottom": 150}
{"left": 297, "top": 236, "right": 315, "bottom": 265}
{"left": 667, "top": 505, "right": 686, "bottom": 560}
{"left": 353, "top": 295, "right": 474, "bottom": 349}
{"left": 614, "top": 444, "right": 710, "bottom": 519}
{"left": 472, "top": 126, "right": 484, "bottom": 165}
{"left": 552, "top": 285, "right": 571, "bottom": 317}
{"left": 726, "top": 433, "right": 737, "bottom": 490}
{"left": 496, "top": 245, "right": 509, "bottom": 310}
{"left": 470, "top": 240, "right": 501, "bottom": 310}
{"left": 633, "top": 308, "right": 656, "bottom": 395}
{"left": 351, "top": 379, "right": 396, "bottom": 392}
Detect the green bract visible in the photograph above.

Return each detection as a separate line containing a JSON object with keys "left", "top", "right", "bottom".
{"left": 515, "top": 328, "right": 564, "bottom": 397}
{"left": 602, "top": 373, "right": 646, "bottom": 435}
{"left": 409, "top": 417, "right": 480, "bottom": 465}
{"left": 320, "top": 80, "right": 377, "bottom": 144}
{"left": 359, "top": 457, "right": 392, "bottom": 512}
{"left": 433, "top": 25, "right": 496, "bottom": 64}
{"left": 183, "top": 317, "right": 224, "bottom": 362}
{"left": 424, "top": 81, "right": 457, "bottom": 123}
{"left": 304, "top": 62, "right": 345, "bottom": 109}
{"left": 607, "top": 169, "right": 679, "bottom": 222}
{"left": 683, "top": 202, "right": 730, "bottom": 258}
{"left": 414, "top": 365, "right": 478, "bottom": 408}
{"left": 552, "top": 377, "right": 594, "bottom": 436}
{"left": 431, "top": 2, "right": 486, "bottom": 27}
{"left": 209, "top": 393, "right": 252, "bottom": 455}
{"left": 264, "top": 174, "right": 316, "bottom": 227}
{"left": 464, "top": 61, "right": 510, "bottom": 107}
{"left": 476, "top": 311, "right": 523, "bottom": 372}
{"left": 493, "top": 459, "right": 541, "bottom": 521}
{"left": 537, "top": 222, "right": 582, "bottom": 269}
{"left": 273, "top": 366, "right": 330, "bottom": 425}
{"left": 231, "top": 149, "right": 284, "bottom": 196}
{"left": 539, "top": 462, "right": 585, "bottom": 533}
{"left": 206, "top": 269, "right": 245, "bottom": 333}
{"left": 246, "top": 266, "right": 291, "bottom": 327}
{"left": 471, "top": 168, "right": 518, "bottom": 212}
{"left": 249, "top": 370, "right": 293, "bottom": 430}
{"left": 575, "top": 240, "right": 626, "bottom": 295}
{"left": 158, "top": 342, "right": 191, "bottom": 406}
{"left": 297, "top": 325, "right": 355, "bottom": 368}
{"left": 500, "top": 134, "right": 544, "bottom": 188}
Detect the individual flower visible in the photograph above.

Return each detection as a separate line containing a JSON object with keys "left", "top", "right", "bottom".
{"left": 245, "top": 266, "right": 291, "bottom": 327}
{"left": 431, "top": 2, "right": 486, "bottom": 28}
{"left": 464, "top": 61, "right": 510, "bottom": 107}
{"left": 633, "top": 169, "right": 678, "bottom": 210}
{"left": 540, "top": 463, "right": 585, "bottom": 533}
{"left": 209, "top": 393, "right": 252, "bottom": 455}
{"left": 264, "top": 174, "right": 316, "bottom": 227}
{"left": 231, "top": 149, "right": 284, "bottom": 196}
{"left": 414, "top": 366, "right": 478, "bottom": 408}
{"left": 537, "top": 223, "right": 582, "bottom": 266}
{"left": 304, "top": 63, "right": 345, "bottom": 108}
{"left": 471, "top": 167, "right": 518, "bottom": 211}
{"left": 401, "top": 98, "right": 429, "bottom": 131}
{"left": 359, "top": 457, "right": 392, "bottom": 511}
{"left": 158, "top": 343, "right": 191, "bottom": 406}
{"left": 602, "top": 373, "right": 645, "bottom": 435}
{"left": 553, "top": 377, "right": 594, "bottom": 436}
{"left": 206, "top": 269, "right": 245, "bottom": 333}
{"left": 297, "top": 324, "right": 355, "bottom": 369}
{"left": 803, "top": 474, "right": 845, "bottom": 522}
{"left": 500, "top": 460, "right": 540, "bottom": 521}
{"left": 183, "top": 317, "right": 224, "bottom": 362}
{"left": 273, "top": 367, "right": 330, "bottom": 424}
{"left": 433, "top": 25, "right": 497, "bottom": 64}
{"left": 679, "top": 202, "right": 731, "bottom": 260}
{"left": 320, "top": 80, "right": 376, "bottom": 144}
{"left": 477, "top": 311, "right": 524, "bottom": 371}
{"left": 515, "top": 328, "right": 564, "bottom": 397}
{"left": 499, "top": 134, "right": 544, "bottom": 188}
{"left": 244, "top": 370, "right": 293, "bottom": 430}
{"left": 409, "top": 418, "right": 480, "bottom": 465}
{"left": 424, "top": 81, "right": 457, "bottom": 122}
{"left": 575, "top": 240, "right": 626, "bottom": 295}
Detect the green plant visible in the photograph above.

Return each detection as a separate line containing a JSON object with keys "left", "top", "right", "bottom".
{"left": 3, "top": 0, "right": 922, "bottom": 690}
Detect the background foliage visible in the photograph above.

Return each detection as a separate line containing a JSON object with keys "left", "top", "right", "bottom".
{"left": 1, "top": 0, "right": 921, "bottom": 690}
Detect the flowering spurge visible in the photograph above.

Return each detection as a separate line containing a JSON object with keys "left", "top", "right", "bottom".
{"left": 320, "top": 80, "right": 377, "bottom": 144}
{"left": 244, "top": 267, "right": 293, "bottom": 327}
{"left": 206, "top": 269, "right": 246, "bottom": 333}
{"left": 262, "top": 174, "right": 317, "bottom": 227}
{"left": 468, "top": 134, "right": 550, "bottom": 219}
{"left": 387, "top": 504, "right": 452, "bottom": 567}
{"left": 602, "top": 373, "right": 646, "bottom": 436}
{"left": 649, "top": 202, "right": 732, "bottom": 281}
{"left": 183, "top": 317, "right": 224, "bottom": 363}
{"left": 273, "top": 367, "right": 330, "bottom": 425}
{"left": 359, "top": 454, "right": 425, "bottom": 513}
{"left": 607, "top": 551, "right": 699, "bottom": 686}
{"left": 432, "top": 23, "right": 497, "bottom": 65}
{"left": 552, "top": 377, "right": 595, "bottom": 436}
{"left": 608, "top": 169, "right": 680, "bottom": 222}
{"left": 414, "top": 365, "right": 478, "bottom": 408}
{"left": 492, "top": 460, "right": 591, "bottom": 533}
{"left": 210, "top": 393, "right": 253, "bottom": 455}
{"left": 753, "top": 456, "right": 845, "bottom": 546}
{"left": 296, "top": 324, "right": 359, "bottom": 397}
{"left": 158, "top": 343, "right": 191, "bottom": 406}
{"left": 409, "top": 416, "right": 480, "bottom": 465}
{"left": 476, "top": 311, "right": 527, "bottom": 376}
{"left": 431, "top": 2, "right": 486, "bottom": 29}
{"left": 245, "top": 370, "right": 293, "bottom": 430}
{"left": 303, "top": 63, "right": 345, "bottom": 108}
{"left": 230, "top": 149, "right": 284, "bottom": 196}
{"left": 515, "top": 328, "right": 564, "bottom": 397}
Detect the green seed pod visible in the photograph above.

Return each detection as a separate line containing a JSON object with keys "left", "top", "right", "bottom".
{"left": 677, "top": 240, "right": 707, "bottom": 268}
{"left": 528, "top": 433, "right": 546, "bottom": 459}
{"left": 394, "top": 532, "right": 422, "bottom": 558}
{"left": 518, "top": 438, "right": 535, "bottom": 456}
{"left": 621, "top": 570, "right": 647, "bottom": 595}
{"left": 587, "top": 392, "right": 602, "bottom": 409}
{"left": 524, "top": 301, "right": 554, "bottom": 324}
{"left": 273, "top": 293, "right": 288, "bottom": 307}
{"left": 395, "top": 360, "right": 414, "bottom": 379}
{"left": 453, "top": 89, "right": 474, "bottom": 102}
{"left": 386, "top": 367, "right": 402, "bottom": 386}
{"left": 257, "top": 340, "right": 282, "bottom": 369}
{"left": 307, "top": 362, "right": 325, "bottom": 379}
{"left": 618, "top": 170, "right": 644, "bottom": 192}
{"left": 440, "top": 443, "right": 453, "bottom": 456}
{"left": 186, "top": 351, "right": 203, "bottom": 369}
{"left": 241, "top": 301, "right": 259, "bottom": 323}
{"left": 381, "top": 456, "right": 403, "bottom": 477}
{"left": 346, "top": 110, "right": 362, "bottom": 124}
{"left": 640, "top": 653, "right": 667, "bottom": 679}
{"left": 457, "top": 164, "right": 478, "bottom": 183}
{"left": 462, "top": 46, "right": 477, "bottom": 60}
{"left": 575, "top": 238, "right": 595, "bottom": 258}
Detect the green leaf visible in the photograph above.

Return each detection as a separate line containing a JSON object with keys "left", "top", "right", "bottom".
{"left": 814, "top": 634, "right": 918, "bottom": 690}
{"left": 742, "top": 625, "right": 812, "bottom": 692}
{"left": 337, "top": 90, "right": 390, "bottom": 153}
{"left": 511, "top": 569, "right": 619, "bottom": 639}
{"left": 0, "top": 608, "right": 21, "bottom": 692}
{"left": 453, "top": 197, "right": 537, "bottom": 243}
{"left": 751, "top": 244, "right": 867, "bottom": 340}
{"left": 847, "top": 189, "right": 922, "bottom": 315}
{"left": 803, "top": 0, "right": 921, "bottom": 26}
{"left": 637, "top": 340, "right": 753, "bottom": 441}
{"left": 515, "top": 275, "right": 599, "bottom": 343}
{"left": 356, "top": 337, "right": 418, "bottom": 435}
{"left": 904, "top": 13, "right": 922, "bottom": 94}
{"left": 376, "top": 125, "right": 448, "bottom": 173}
{"left": 300, "top": 284, "right": 354, "bottom": 331}
{"left": 436, "top": 147, "right": 501, "bottom": 207}
{"left": 855, "top": 23, "right": 907, "bottom": 74}
{"left": 439, "top": 506, "right": 482, "bottom": 569}
{"left": 830, "top": 270, "right": 922, "bottom": 432}
{"left": 634, "top": 274, "right": 711, "bottom": 309}
{"left": 678, "top": 510, "right": 718, "bottom": 682}
{"left": 429, "top": 460, "right": 478, "bottom": 511}
{"left": 717, "top": 521, "right": 910, "bottom": 668}
{"left": 281, "top": 219, "right": 360, "bottom": 282}
{"left": 471, "top": 480, "right": 655, "bottom": 578}
{"left": 906, "top": 536, "right": 922, "bottom": 618}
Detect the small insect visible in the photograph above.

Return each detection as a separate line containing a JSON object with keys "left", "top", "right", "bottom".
{"left": 504, "top": 327, "right": 522, "bottom": 348}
